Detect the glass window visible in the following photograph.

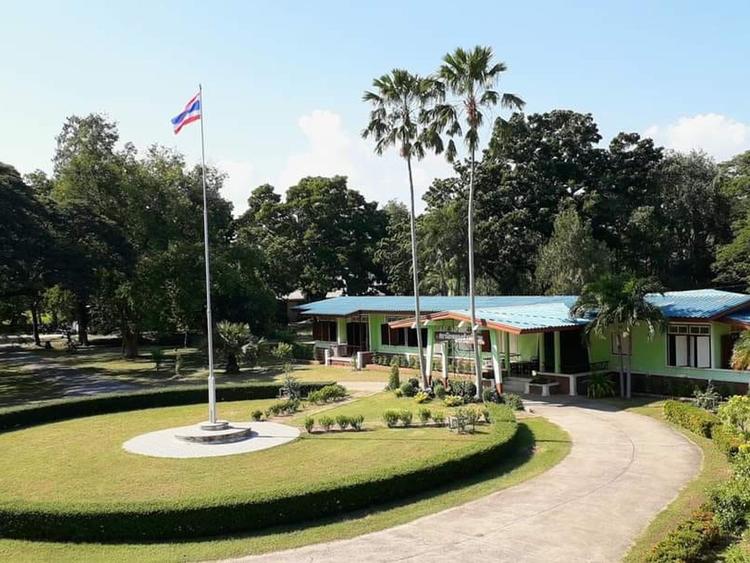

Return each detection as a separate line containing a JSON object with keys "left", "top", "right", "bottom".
{"left": 667, "top": 324, "right": 711, "bottom": 368}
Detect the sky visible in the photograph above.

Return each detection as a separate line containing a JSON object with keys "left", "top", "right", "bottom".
{"left": 2, "top": 0, "right": 750, "bottom": 215}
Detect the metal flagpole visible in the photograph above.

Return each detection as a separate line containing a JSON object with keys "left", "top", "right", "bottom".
{"left": 198, "top": 83, "right": 221, "bottom": 427}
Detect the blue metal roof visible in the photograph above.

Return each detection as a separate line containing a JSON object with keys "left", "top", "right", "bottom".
{"left": 727, "top": 310, "right": 750, "bottom": 326}
{"left": 298, "top": 295, "right": 577, "bottom": 317}
{"left": 644, "top": 289, "right": 750, "bottom": 319}
{"left": 299, "top": 289, "right": 750, "bottom": 322}
{"left": 448, "top": 302, "right": 588, "bottom": 332}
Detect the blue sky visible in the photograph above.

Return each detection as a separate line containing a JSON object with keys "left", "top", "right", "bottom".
{"left": 2, "top": 0, "right": 749, "bottom": 213}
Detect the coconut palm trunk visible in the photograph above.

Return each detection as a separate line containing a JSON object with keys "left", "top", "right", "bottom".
{"left": 406, "top": 155, "right": 427, "bottom": 387}
{"left": 617, "top": 332, "right": 625, "bottom": 398}
{"left": 467, "top": 149, "right": 482, "bottom": 397}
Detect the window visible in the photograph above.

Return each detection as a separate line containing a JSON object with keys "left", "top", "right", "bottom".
{"left": 667, "top": 324, "right": 710, "bottom": 368}
{"left": 611, "top": 333, "right": 631, "bottom": 356}
{"left": 312, "top": 320, "right": 337, "bottom": 342}
{"left": 481, "top": 331, "right": 491, "bottom": 352}
{"left": 379, "top": 324, "right": 426, "bottom": 348}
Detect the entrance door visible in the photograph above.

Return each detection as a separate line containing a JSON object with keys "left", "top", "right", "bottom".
{"left": 346, "top": 322, "right": 369, "bottom": 352}
{"left": 560, "top": 329, "right": 589, "bottom": 373}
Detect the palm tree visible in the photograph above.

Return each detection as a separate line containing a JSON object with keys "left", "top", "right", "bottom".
{"left": 572, "top": 275, "right": 666, "bottom": 398}
{"left": 430, "top": 46, "right": 524, "bottom": 396}
{"left": 731, "top": 331, "right": 750, "bottom": 370}
{"left": 363, "top": 69, "right": 441, "bottom": 388}
{"left": 216, "top": 321, "right": 251, "bottom": 374}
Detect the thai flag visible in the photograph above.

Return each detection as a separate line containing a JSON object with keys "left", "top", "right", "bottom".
{"left": 171, "top": 92, "right": 201, "bottom": 134}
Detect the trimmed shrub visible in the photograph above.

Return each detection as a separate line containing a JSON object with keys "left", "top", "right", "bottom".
{"left": 408, "top": 357, "right": 418, "bottom": 370}
{"left": 482, "top": 388, "right": 499, "bottom": 403}
{"left": 454, "top": 408, "right": 469, "bottom": 433}
{"left": 465, "top": 407, "right": 481, "bottom": 432}
{"left": 501, "top": 393, "right": 524, "bottom": 411}
{"left": 433, "top": 383, "right": 446, "bottom": 399}
{"left": 251, "top": 410, "right": 263, "bottom": 421}
{"left": 400, "top": 382, "right": 416, "bottom": 398}
{"left": 443, "top": 395, "right": 463, "bottom": 407}
{"left": 319, "top": 416, "right": 334, "bottom": 432}
{"left": 0, "top": 382, "right": 333, "bottom": 433}
{"left": 647, "top": 508, "right": 719, "bottom": 562}
{"left": 418, "top": 408, "right": 431, "bottom": 425}
{"left": 711, "top": 478, "right": 750, "bottom": 534}
{"left": 303, "top": 416, "right": 315, "bottom": 433}
{"left": 451, "top": 380, "right": 477, "bottom": 401}
{"left": 398, "top": 409, "right": 413, "bottom": 427}
{"left": 387, "top": 364, "right": 400, "bottom": 391}
{"left": 308, "top": 384, "right": 348, "bottom": 405}
{"left": 382, "top": 409, "right": 400, "bottom": 428}
{"left": 664, "top": 400, "right": 719, "bottom": 438}
{"left": 408, "top": 377, "right": 420, "bottom": 390}
{"left": 414, "top": 391, "right": 430, "bottom": 404}
{"left": 335, "top": 415, "right": 350, "bottom": 430}
{"left": 350, "top": 414, "right": 364, "bottom": 431}
{"left": 713, "top": 423, "right": 745, "bottom": 459}
{"left": 719, "top": 395, "right": 750, "bottom": 435}
{"left": 267, "top": 399, "right": 300, "bottom": 416}
{"left": 393, "top": 388, "right": 404, "bottom": 398}
{"left": 432, "top": 411, "right": 445, "bottom": 426}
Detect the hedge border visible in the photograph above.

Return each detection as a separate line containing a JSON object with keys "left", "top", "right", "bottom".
{"left": 0, "top": 402, "right": 518, "bottom": 543}
{"left": 0, "top": 381, "right": 334, "bottom": 433}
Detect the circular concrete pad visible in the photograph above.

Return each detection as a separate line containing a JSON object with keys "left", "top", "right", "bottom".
{"left": 123, "top": 421, "right": 300, "bottom": 459}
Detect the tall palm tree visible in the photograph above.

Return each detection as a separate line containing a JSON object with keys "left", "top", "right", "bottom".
{"left": 731, "top": 331, "right": 750, "bottom": 370}
{"left": 430, "top": 46, "right": 524, "bottom": 396}
{"left": 362, "top": 69, "right": 440, "bottom": 388}
{"left": 572, "top": 275, "right": 666, "bottom": 398}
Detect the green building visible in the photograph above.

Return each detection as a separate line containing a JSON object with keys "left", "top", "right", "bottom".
{"left": 300, "top": 289, "right": 750, "bottom": 396}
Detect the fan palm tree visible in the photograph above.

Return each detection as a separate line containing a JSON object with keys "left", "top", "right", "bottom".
{"left": 731, "top": 331, "right": 750, "bottom": 370}
{"left": 572, "top": 275, "right": 666, "bottom": 398}
{"left": 362, "top": 69, "right": 441, "bottom": 388}
{"left": 429, "top": 46, "right": 525, "bottom": 396}
{"left": 216, "top": 321, "right": 251, "bottom": 374}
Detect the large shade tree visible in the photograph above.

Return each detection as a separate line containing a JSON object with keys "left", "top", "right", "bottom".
{"left": 431, "top": 46, "right": 524, "bottom": 395}
{"left": 363, "top": 69, "right": 441, "bottom": 386}
{"left": 572, "top": 275, "right": 665, "bottom": 398}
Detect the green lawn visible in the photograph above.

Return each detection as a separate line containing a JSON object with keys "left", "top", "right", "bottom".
{"left": 0, "top": 413, "right": 569, "bottom": 562}
{"left": 0, "top": 343, "right": 386, "bottom": 407}
{"left": 622, "top": 399, "right": 733, "bottom": 562}
{"left": 0, "top": 393, "right": 487, "bottom": 505}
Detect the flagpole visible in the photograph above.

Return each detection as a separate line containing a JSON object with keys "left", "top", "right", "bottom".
{"left": 198, "top": 83, "right": 223, "bottom": 429}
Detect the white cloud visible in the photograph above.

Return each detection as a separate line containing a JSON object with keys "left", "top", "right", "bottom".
{"left": 216, "top": 159, "right": 254, "bottom": 215}
{"left": 277, "top": 109, "right": 453, "bottom": 211}
{"left": 644, "top": 113, "right": 750, "bottom": 161}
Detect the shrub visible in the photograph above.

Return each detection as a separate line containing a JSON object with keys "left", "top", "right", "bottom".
{"left": 394, "top": 388, "right": 404, "bottom": 398}
{"left": 414, "top": 391, "right": 430, "bottom": 404}
{"left": 711, "top": 478, "right": 750, "bottom": 534}
{"left": 451, "top": 379, "right": 477, "bottom": 401}
{"left": 713, "top": 423, "right": 745, "bottom": 459}
{"left": 387, "top": 364, "right": 400, "bottom": 391}
{"left": 251, "top": 409, "right": 263, "bottom": 421}
{"left": 267, "top": 399, "right": 300, "bottom": 416}
{"left": 418, "top": 408, "right": 431, "bottom": 425}
{"left": 408, "top": 357, "right": 418, "bottom": 370}
{"left": 433, "top": 383, "right": 446, "bottom": 399}
{"left": 482, "top": 408, "right": 491, "bottom": 423}
{"left": 432, "top": 411, "right": 445, "bottom": 426}
{"left": 319, "top": 415, "right": 334, "bottom": 432}
{"left": 454, "top": 408, "right": 469, "bottom": 433}
{"left": 482, "top": 388, "right": 499, "bottom": 403}
{"left": 408, "top": 377, "right": 420, "bottom": 389}
{"left": 400, "top": 382, "right": 416, "bottom": 398}
{"left": 390, "top": 355, "right": 400, "bottom": 368}
{"left": 382, "top": 409, "right": 399, "bottom": 428}
{"left": 719, "top": 395, "right": 750, "bottom": 435}
{"left": 587, "top": 372, "right": 614, "bottom": 398}
{"left": 303, "top": 416, "right": 315, "bottom": 433}
{"left": 444, "top": 395, "right": 464, "bottom": 407}
{"left": 272, "top": 342, "right": 294, "bottom": 363}
{"left": 309, "top": 384, "right": 348, "bottom": 404}
{"left": 399, "top": 356, "right": 409, "bottom": 368}
{"left": 291, "top": 342, "right": 314, "bottom": 361}
{"left": 724, "top": 543, "right": 750, "bottom": 563}
{"left": 664, "top": 400, "right": 719, "bottom": 438}
{"left": 501, "top": 393, "right": 524, "bottom": 411}
{"left": 335, "top": 414, "right": 350, "bottom": 430}
{"left": 647, "top": 508, "right": 719, "bottom": 562}
{"left": 150, "top": 348, "right": 165, "bottom": 372}
{"left": 693, "top": 382, "right": 721, "bottom": 412}
{"left": 398, "top": 409, "right": 413, "bottom": 427}
{"left": 350, "top": 414, "right": 364, "bottom": 431}
{"left": 465, "top": 407, "right": 480, "bottom": 432}
{"left": 281, "top": 375, "right": 301, "bottom": 400}
{"left": 734, "top": 446, "right": 750, "bottom": 479}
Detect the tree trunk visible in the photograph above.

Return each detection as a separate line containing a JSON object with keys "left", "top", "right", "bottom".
{"left": 30, "top": 300, "right": 41, "bottom": 347}
{"left": 122, "top": 325, "right": 139, "bottom": 359}
{"left": 626, "top": 332, "right": 632, "bottom": 399}
{"left": 406, "top": 156, "right": 427, "bottom": 389}
{"left": 76, "top": 299, "right": 89, "bottom": 346}
{"left": 617, "top": 335, "right": 625, "bottom": 398}
{"left": 225, "top": 353, "right": 239, "bottom": 374}
{"left": 467, "top": 149, "right": 482, "bottom": 399}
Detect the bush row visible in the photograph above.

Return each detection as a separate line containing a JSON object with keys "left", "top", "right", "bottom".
{"left": 663, "top": 400, "right": 719, "bottom": 438}
{"left": 307, "top": 384, "right": 347, "bottom": 404}
{"left": 0, "top": 381, "right": 333, "bottom": 432}
{"left": 647, "top": 508, "right": 720, "bottom": 562}
{"left": 305, "top": 414, "right": 364, "bottom": 432}
{"left": 0, "top": 403, "right": 519, "bottom": 542}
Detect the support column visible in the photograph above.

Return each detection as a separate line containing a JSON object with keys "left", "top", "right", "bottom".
{"left": 537, "top": 333, "right": 544, "bottom": 371}
{"left": 337, "top": 318, "right": 347, "bottom": 345}
{"left": 554, "top": 331, "right": 561, "bottom": 374}
{"left": 425, "top": 324, "right": 436, "bottom": 382}
{"left": 504, "top": 332, "right": 511, "bottom": 381}
{"left": 441, "top": 343, "right": 449, "bottom": 380}
{"left": 490, "top": 330, "right": 502, "bottom": 390}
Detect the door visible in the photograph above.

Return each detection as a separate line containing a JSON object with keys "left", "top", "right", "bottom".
{"left": 346, "top": 322, "right": 369, "bottom": 352}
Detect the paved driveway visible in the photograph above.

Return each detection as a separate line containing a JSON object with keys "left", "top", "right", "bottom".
{"left": 224, "top": 398, "right": 701, "bottom": 563}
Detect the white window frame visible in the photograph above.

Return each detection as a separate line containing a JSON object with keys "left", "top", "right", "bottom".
{"left": 666, "top": 323, "right": 711, "bottom": 369}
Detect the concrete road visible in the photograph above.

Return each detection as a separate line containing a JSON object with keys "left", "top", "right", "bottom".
{"left": 224, "top": 398, "right": 700, "bottom": 563}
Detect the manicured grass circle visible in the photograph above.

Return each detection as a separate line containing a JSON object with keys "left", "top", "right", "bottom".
{"left": 0, "top": 392, "right": 518, "bottom": 542}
